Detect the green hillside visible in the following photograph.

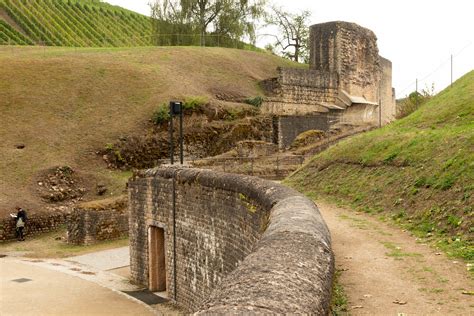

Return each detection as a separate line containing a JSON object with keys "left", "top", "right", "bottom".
{"left": 0, "top": 0, "right": 151, "bottom": 46}
{"left": 286, "top": 71, "right": 474, "bottom": 261}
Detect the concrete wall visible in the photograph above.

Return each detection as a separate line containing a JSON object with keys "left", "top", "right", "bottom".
{"left": 67, "top": 196, "right": 129, "bottom": 245}
{"left": 340, "top": 103, "right": 379, "bottom": 126}
{"left": 129, "top": 167, "right": 334, "bottom": 313}
{"left": 0, "top": 212, "right": 66, "bottom": 242}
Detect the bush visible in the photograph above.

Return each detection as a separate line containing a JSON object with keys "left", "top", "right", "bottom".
{"left": 183, "top": 96, "right": 208, "bottom": 111}
{"left": 244, "top": 96, "right": 263, "bottom": 108}
{"left": 396, "top": 84, "right": 435, "bottom": 119}
{"left": 151, "top": 103, "right": 170, "bottom": 125}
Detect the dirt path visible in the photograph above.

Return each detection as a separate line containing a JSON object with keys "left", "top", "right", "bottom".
{"left": 316, "top": 200, "right": 474, "bottom": 315}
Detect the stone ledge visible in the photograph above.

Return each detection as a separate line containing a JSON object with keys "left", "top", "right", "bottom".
{"left": 197, "top": 186, "right": 333, "bottom": 314}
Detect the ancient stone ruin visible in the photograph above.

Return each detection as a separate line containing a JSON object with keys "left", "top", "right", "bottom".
{"left": 264, "top": 21, "right": 396, "bottom": 145}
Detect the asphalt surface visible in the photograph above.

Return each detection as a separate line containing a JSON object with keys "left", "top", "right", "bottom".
{"left": 0, "top": 258, "right": 155, "bottom": 316}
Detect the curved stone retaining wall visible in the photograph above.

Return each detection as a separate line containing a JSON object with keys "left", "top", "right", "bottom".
{"left": 128, "top": 167, "right": 334, "bottom": 313}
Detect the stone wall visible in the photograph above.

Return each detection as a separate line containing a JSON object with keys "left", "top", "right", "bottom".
{"left": 276, "top": 68, "right": 339, "bottom": 105}
{"left": 129, "top": 167, "right": 334, "bottom": 313}
{"left": 67, "top": 196, "right": 129, "bottom": 245}
{"left": 263, "top": 21, "right": 396, "bottom": 126}
{"left": 261, "top": 68, "right": 338, "bottom": 115}
{"left": 309, "top": 21, "right": 381, "bottom": 103}
{"left": 274, "top": 114, "right": 333, "bottom": 149}
{"left": 0, "top": 212, "right": 66, "bottom": 242}
{"left": 380, "top": 56, "right": 396, "bottom": 124}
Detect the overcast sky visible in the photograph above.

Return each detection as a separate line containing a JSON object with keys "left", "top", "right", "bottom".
{"left": 105, "top": 0, "right": 473, "bottom": 97}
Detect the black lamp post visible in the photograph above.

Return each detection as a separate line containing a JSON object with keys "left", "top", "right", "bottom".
{"left": 169, "top": 101, "right": 184, "bottom": 165}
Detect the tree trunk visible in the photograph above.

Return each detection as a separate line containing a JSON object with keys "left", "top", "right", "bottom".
{"left": 199, "top": 1, "right": 206, "bottom": 47}
{"left": 294, "top": 39, "right": 300, "bottom": 63}
{"left": 201, "top": 26, "right": 206, "bottom": 47}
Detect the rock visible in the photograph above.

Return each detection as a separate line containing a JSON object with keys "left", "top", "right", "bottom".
{"left": 37, "top": 166, "right": 85, "bottom": 203}
{"left": 15, "top": 144, "right": 25, "bottom": 149}
{"left": 96, "top": 184, "right": 107, "bottom": 196}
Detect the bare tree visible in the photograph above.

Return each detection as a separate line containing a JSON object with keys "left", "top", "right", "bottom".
{"left": 265, "top": 6, "right": 311, "bottom": 63}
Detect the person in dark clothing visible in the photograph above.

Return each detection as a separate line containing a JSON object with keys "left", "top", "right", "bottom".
{"left": 15, "top": 207, "right": 27, "bottom": 241}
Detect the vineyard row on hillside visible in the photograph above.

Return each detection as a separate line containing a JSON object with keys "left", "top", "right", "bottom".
{"left": 0, "top": 0, "right": 152, "bottom": 46}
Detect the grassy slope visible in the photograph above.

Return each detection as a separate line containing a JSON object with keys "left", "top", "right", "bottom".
{"left": 286, "top": 71, "right": 474, "bottom": 261}
{"left": 0, "top": 0, "right": 151, "bottom": 46}
{"left": 0, "top": 45, "right": 302, "bottom": 215}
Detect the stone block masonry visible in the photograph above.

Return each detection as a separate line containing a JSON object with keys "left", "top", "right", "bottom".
{"left": 67, "top": 196, "right": 129, "bottom": 245}
{"left": 129, "top": 167, "right": 334, "bottom": 313}
{"left": 0, "top": 212, "right": 66, "bottom": 242}
{"left": 310, "top": 21, "right": 381, "bottom": 103}
{"left": 263, "top": 21, "right": 397, "bottom": 130}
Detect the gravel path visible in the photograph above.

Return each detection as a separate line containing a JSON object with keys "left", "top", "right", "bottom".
{"left": 317, "top": 200, "right": 473, "bottom": 315}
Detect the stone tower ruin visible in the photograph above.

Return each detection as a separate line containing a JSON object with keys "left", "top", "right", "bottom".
{"left": 263, "top": 21, "right": 396, "bottom": 145}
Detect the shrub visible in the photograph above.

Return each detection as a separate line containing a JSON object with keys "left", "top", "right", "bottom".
{"left": 396, "top": 84, "right": 435, "bottom": 119}
{"left": 244, "top": 96, "right": 264, "bottom": 108}
{"left": 183, "top": 96, "right": 208, "bottom": 111}
{"left": 152, "top": 103, "right": 170, "bottom": 125}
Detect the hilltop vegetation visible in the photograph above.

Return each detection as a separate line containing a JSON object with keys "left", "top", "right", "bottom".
{"left": 0, "top": 0, "right": 151, "bottom": 46}
{"left": 286, "top": 71, "right": 474, "bottom": 261}
{"left": 0, "top": 45, "right": 301, "bottom": 215}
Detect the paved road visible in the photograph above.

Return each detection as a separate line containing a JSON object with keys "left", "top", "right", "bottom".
{"left": 0, "top": 258, "right": 155, "bottom": 316}
{"left": 68, "top": 247, "right": 130, "bottom": 271}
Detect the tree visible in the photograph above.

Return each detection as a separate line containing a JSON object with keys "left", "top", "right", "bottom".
{"left": 150, "top": 0, "right": 193, "bottom": 45}
{"left": 180, "top": 0, "right": 223, "bottom": 46}
{"left": 265, "top": 6, "right": 311, "bottom": 63}
{"left": 396, "top": 83, "right": 435, "bottom": 119}
{"left": 149, "top": 0, "right": 266, "bottom": 47}
{"left": 213, "top": 0, "right": 266, "bottom": 45}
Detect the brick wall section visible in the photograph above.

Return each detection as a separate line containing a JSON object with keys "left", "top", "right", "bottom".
{"left": 129, "top": 167, "right": 334, "bottom": 313}
{"left": 0, "top": 212, "right": 65, "bottom": 241}
{"left": 67, "top": 197, "right": 129, "bottom": 245}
